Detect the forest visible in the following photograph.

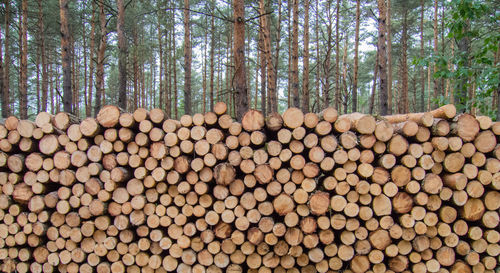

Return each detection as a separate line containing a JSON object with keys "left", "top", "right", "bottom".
{"left": 0, "top": 0, "right": 498, "bottom": 121}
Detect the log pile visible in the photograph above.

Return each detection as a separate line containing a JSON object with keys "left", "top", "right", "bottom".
{"left": 0, "top": 102, "right": 499, "bottom": 273}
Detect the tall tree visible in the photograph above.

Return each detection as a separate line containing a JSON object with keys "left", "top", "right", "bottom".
{"left": 377, "top": 0, "right": 389, "bottom": 115}
{"left": 19, "top": 0, "right": 28, "bottom": 119}
{"left": 323, "top": 0, "right": 334, "bottom": 108}
{"left": 233, "top": 0, "right": 248, "bottom": 120}
{"left": 183, "top": 0, "right": 192, "bottom": 115}
{"left": 432, "top": 0, "right": 439, "bottom": 106}
{"left": 117, "top": 0, "right": 127, "bottom": 110}
{"left": 39, "top": 0, "right": 48, "bottom": 113}
{"left": 259, "top": 0, "right": 277, "bottom": 113}
{"left": 258, "top": 14, "right": 267, "bottom": 115}
{"left": 272, "top": 0, "right": 282, "bottom": 113}
{"left": 334, "top": 0, "right": 340, "bottom": 109}
{"left": 60, "top": 0, "right": 72, "bottom": 114}
{"left": 0, "top": 8, "right": 4, "bottom": 117}
{"left": 301, "top": 0, "right": 310, "bottom": 112}
{"left": 86, "top": 1, "right": 96, "bottom": 117}
{"left": 209, "top": 5, "right": 215, "bottom": 112}
{"left": 419, "top": 0, "right": 425, "bottom": 112}
{"left": 400, "top": 7, "right": 409, "bottom": 113}
{"left": 2, "top": 0, "right": 9, "bottom": 118}
{"left": 386, "top": 0, "right": 392, "bottom": 114}
{"left": 291, "top": 0, "right": 299, "bottom": 108}
{"left": 352, "top": 0, "right": 360, "bottom": 112}
{"left": 95, "top": 0, "right": 107, "bottom": 116}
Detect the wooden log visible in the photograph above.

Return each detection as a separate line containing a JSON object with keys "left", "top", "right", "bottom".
{"left": 241, "top": 110, "right": 265, "bottom": 132}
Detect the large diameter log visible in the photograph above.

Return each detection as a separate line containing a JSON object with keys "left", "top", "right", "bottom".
{"left": 241, "top": 110, "right": 265, "bottom": 132}
{"left": 282, "top": 108, "right": 304, "bottom": 129}
{"left": 97, "top": 105, "right": 121, "bottom": 128}
{"left": 451, "top": 114, "right": 479, "bottom": 142}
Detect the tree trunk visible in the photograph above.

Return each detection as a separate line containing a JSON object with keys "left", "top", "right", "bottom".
{"left": 2, "top": 0, "right": 10, "bottom": 118}
{"left": 456, "top": 26, "right": 469, "bottom": 112}
{"left": 272, "top": 0, "right": 282, "bottom": 113}
{"left": 183, "top": 0, "right": 192, "bottom": 115}
{"left": 419, "top": 0, "right": 425, "bottom": 112}
{"left": 401, "top": 9, "right": 408, "bottom": 114}
{"left": 117, "top": 0, "right": 127, "bottom": 110}
{"left": 335, "top": 0, "right": 340, "bottom": 110}
{"left": 133, "top": 26, "right": 139, "bottom": 109}
{"left": 302, "top": 0, "right": 310, "bottom": 112}
{"left": 59, "top": 0, "right": 72, "bottom": 114}
{"left": 386, "top": 0, "right": 393, "bottom": 114}
{"left": 324, "top": 0, "right": 333, "bottom": 108}
{"left": 377, "top": 0, "right": 388, "bottom": 115}
{"left": 233, "top": 0, "right": 248, "bottom": 120}
{"left": 40, "top": 0, "right": 47, "bottom": 113}
{"left": 259, "top": 0, "right": 277, "bottom": 114}
{"left": 351, "top": 0, "right": 360, "bottom": 113}
{"left": 172, "top": 22, "right": 178, "bottom": 119}
{"left": 287, "top": 0, "right": 291, "bottom": 108}
{"left": 0, "top": 11, "right": 4, "bottom": 117}
{"left": 209, "top": 9, "right": 215, "bottom": 112}
{"left": 291, "top": 0, "right": 299, "bottom": 108}
{"left": 433, "top": 0, "right": 439, "bottom": 107}
{"left": 258, "top": 19, "right": 266, "bottom": 116}
{"left": 20, "top": 0, "right": 28, "bottom": 119}
{"left": 369, "top": 55, "right": 379, "bottom": 115}
{"left": 95, "top": 1, "right": 106, "bottom": 116}
{"left": 86, "top": 2, "right": 95, "bottom": 116}
{"left": 315, "top": 0, "right": 320, "bottom": 111}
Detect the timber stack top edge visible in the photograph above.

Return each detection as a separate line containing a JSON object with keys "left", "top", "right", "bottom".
{"left": 0, "top": 102, "right": 499, "bottom": 273}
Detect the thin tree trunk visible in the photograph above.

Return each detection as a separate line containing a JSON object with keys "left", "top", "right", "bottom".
{"left": 433, "top": 0, "right": 439, "bottom": 107}
{"left": 377, "top": 0, "right": 388, "bottom": 115}
{"left": 255, "top": 45, "right": 259, "bottom": 110}
{"left": 272, "top": 0, "right": 282, "bottom": 112}
{"left": 19, "top": 0, "right": 28, "bottom": 119}
{"left": 117, "top": 0, "right": 127, "bottom": 110}
{"left": 335, "top": 0, "right": 340, "bottom": 110}
{"left": 315, "top": 0, "right": 320, "bottom": 111}
{"left": 86, "top": 1, "right": 95, "bottom": 116}
{"left": 172, "top": 22, "right": 178, "bottom": 119}
{"left": 0, "top": 20, "right": 3, "bottom": 117}
{"left": 341, "top": 35, "right": 348, "bottom": 114}
{"left": 133, "top": 26, "right": 139, "bottom": 109}
{"left": 291, "top": 0, "right": 299, "bottom": 108}
{"left": 302, "top": 0, "right": 310, "bottom": 112}
{"left": 202, "top": 14, "right": 208, "bottom": 114}
{"left": 386, "top": 0, "right": 392, "bottom": 114}
{"left": 352, "top": 0, "right": 360, "bottom": 112}
{"left": 324, "top": 0, "right": 333, "bottom": 108}
{"left": 59, "top": 0, "right": 72, "bottom": 114}
{"left": 233, "top": 0, "right": 248, "bottom": 120}
{"left": 369, "top": 55, "right": 379, "bottom": 115}
{"left": 2, "top": 0, "right": 9, "bottom": 117}
{"left": 36, "top": 30, "right": 40, "bottom": 113}
{"left": 258, "top": 19, "right": 266, "bottom": 116}
{"left": 183, "top": 0, "right": 192, "bottom": 115}
{"left": 95, "top": 1, "right": 106, "bottom": 116}
{"left": 209, "top": 7, "right": 215, "bottom": 112}
{"left": 287, "top": 0, "right": 291, "bottom": 108}
{"left": 401, "top": 8, "right": 408, "bottom": 114}
{"left": 419, "top": 0, "right": 425, "bottom": 112}
{"left": 83, "top": 13, "right": 88, "bottom": 116}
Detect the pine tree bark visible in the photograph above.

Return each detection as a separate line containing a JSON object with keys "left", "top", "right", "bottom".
{"left": 172, "top": 21, "right": 178, "bottom": 119}
{"left": 2, "top": 0, "right": 10, "bottom": 118}
{"left": 433, "top": 0, "right": 439, "bottom": 107}
{"left": 401, "top": 9, "right": 408, "bottom": 114}
{"left": 0, "top": 14, "right": 4, "bottom": 118}
{"left": 95, "top": 1, "right": 106, "bottom": 116}
{"left": 272, "top": 0, "right": 282, "bottom": 113}
{"left": 39, "top": 0, "right": 48, "bottom": 113}
{"left": 419, "top": 0, "right": 425, "bottom": 112}
{"left": 291, "top": 0, "right": 299, "bottom": 108}
{"left": 133, "top": 26, "right": 139, "bottom": 109}
{"left": 117, "top": 0, "right": 127, "bottom": 110}
{"left": 258, "top": 22, "right": 266, "bottom": 116}
{"left": 323, "top": 0, "right": 333, "bottom": 108}
{"left": 377, "top": 0, "right": 388, "bottom": 115}
{"left": 352, "top": 0, "right": 360, "bottom": 112}
{"left": 386, "top": 0, "right": 392, "bottom": 114}
{"left": 209, "top": 10, "right": 215, "bottom": 112}
{"left": 183, "top": 0, "right": 192, "bottom": 115}
{"left": 302, "top": 0, "right": 310, "bottom": 112}
{"left": 86, "top": 1, "right": 95, "bottom": 117}
{"left": 59, "top": 0, "right": 72, "bottom": 114}
{"left": 20, "top": 0, "right": 28, "bottom": 119}
{"left": 233, "top": 0, "right": 248, "bottom": 120}
{"left": 335, "top": 0, "right": 340, "bottom": 110}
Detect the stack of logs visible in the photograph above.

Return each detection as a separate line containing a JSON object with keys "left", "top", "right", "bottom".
{"left": 0, "top": 102, "right": 499, "bottom": 273}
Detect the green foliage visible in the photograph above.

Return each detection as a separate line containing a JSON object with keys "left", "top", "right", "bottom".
{"left": 432, "top": 0, "right": 499, "bottom": 118}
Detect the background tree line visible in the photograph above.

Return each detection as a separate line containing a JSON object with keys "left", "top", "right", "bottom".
{"left": 0, "top": 0, "right": 498, "bottom": 121}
